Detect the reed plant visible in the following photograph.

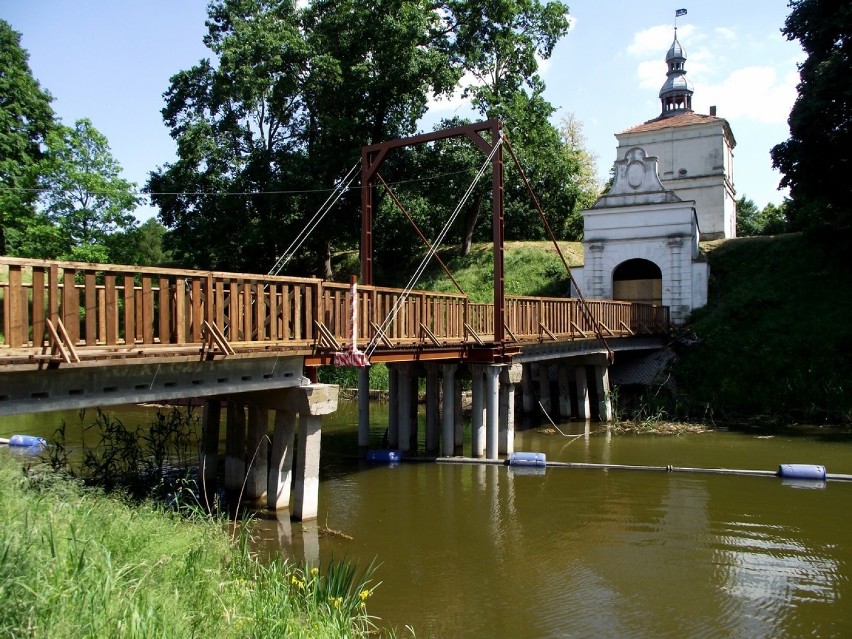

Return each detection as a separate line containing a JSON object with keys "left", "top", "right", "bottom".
{"left": 0, "top": 456, "right": 390, "bottom": 638}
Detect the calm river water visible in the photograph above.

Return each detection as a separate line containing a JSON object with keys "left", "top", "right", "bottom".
{"left": 2, "top": 402, "right": 851, "bottom": 638}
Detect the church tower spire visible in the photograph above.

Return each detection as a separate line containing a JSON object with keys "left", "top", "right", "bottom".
{"left": 659, "top": 29, "right": 694, "bottom": 116}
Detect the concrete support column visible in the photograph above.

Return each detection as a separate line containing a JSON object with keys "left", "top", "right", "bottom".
{"left": 537, "top": 363, "right": 552, "bottom": 414}
{"left": 576, "top": 365, "right": 590, "bottom": 421}
{"left": 410, "top": 372, "right": 420, "bottom": 454}
{"left": 397, "top": 363, "right": 413, "bottom": 454}
{"left": 470, "top": 365, "right": 486, "bottom": 458}
{"left": 499, "top": 364, "right": 522, "bottom": 456}
{"left": 387, "top": 365, "right": 399, "bottom": 448}
{"left": 595, "top": 365, "right": 612, "bottom": 423}
{"left": 357, "top": 366, "right": 370, "bottom": 452}
{"left": 485, "top": 365, "right": 500, "bottom": 460}
{"left": 245, "top": 407, "right": 269, "bottom": 502}
{"left": 268, "top": 409, "right": 296, "bottom": 511}
{"left": 425, "top": 365, "right": 440, "bottom": 455}
{"left": 224, "top": 402, "right": 246, "bottom": 493}
{"left": 199, "top": 399, "right": 221, "bottom": 502}
{"left": 521, "top": 363, "right": 534, "bottom": 414}
{"left": 293, "top": 413, "right": 321, "bottom": 521}
{"left": 557, "top": 363, "right": 572, "bottom": 419}
{"left": 441, "top": 364, "right": 457, "bottom": 456}
{"left": 454, "top": 379, "right": 464, "bottom": 455}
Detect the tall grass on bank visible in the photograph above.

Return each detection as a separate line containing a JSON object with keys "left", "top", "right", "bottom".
{"left": 674, "top": 232, "right": 852, "bottom": 422}
{"left": 0, "top": 457, "right": 385, "bottom": 639}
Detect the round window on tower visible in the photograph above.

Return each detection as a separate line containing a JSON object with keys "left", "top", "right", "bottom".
{"left": 678, "top": 168, "right": 688, "bottom": 176}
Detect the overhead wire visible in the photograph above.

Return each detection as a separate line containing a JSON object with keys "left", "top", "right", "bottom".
{"left": 365, "top": 136, "right": 503, "bottom": 358}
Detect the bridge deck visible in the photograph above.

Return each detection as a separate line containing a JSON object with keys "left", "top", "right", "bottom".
{"left": 1, "top": 257, "right": 669, "bottom": 368}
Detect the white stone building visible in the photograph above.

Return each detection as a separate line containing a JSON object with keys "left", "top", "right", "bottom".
{"left": 614, "top": 30, "right": 737, "bottom": 240}
{"left": 570, "top": 29, "right": 732, "bottom": 324}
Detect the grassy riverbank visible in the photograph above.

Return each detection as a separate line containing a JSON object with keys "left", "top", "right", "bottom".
{"left": 0, "top": 456, "right": 384, "bottom": 639}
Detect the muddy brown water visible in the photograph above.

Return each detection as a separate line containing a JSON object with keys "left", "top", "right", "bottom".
{"left": 3, "top": 402, "right": 851, "bottom": 638}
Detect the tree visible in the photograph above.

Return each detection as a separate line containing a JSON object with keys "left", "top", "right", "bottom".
{"left": 770, "top": 0, "right": 852, "bottom": 232}
{"left": 737, "top": 194, "right": 790, "bottom": 236}
{"left": 40, "top": 118, "right": 139, "bottom": 261}
{"left": 149, "top": 0, "right": 459, "bottom": 275}
{"left": 0, "top": 19, "right": 56, "bottom": 255}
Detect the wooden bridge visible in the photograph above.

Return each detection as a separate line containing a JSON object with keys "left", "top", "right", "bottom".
{"left": 1, "top": 256, "right": 667, "bottom": 371}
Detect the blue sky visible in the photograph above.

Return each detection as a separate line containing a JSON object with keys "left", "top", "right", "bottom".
{"left": 4, "top": 1, "right": 802, "bottom": 222}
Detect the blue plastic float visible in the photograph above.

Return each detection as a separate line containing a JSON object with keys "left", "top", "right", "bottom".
{"left": 7, "top": 435, "right": 47, "bottom": 448}
{"left": 508, "top": 451, "right": 546, "bottom": 467}
{"left": 366, "top": 449, "right": 401, "bottom": 463}
{"left": 777, "top": 464, "right": 826, "bottom": 480}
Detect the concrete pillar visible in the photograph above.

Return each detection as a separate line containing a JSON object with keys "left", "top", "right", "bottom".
{"left": 537, "top": 362, "right": 552, "bottom": 414}
{"left": 441, "top": 364, "right": 457, "bottom": 456}
{"left": 557, "top": 363, "right": 572, "bottom": 419}
{"left": 470, "top": 365, "right": 486, "bottom": 458}
{"left": 268, "top": 409, "right": 296, "bottom": 511}
{"left": 397, "top": 363, "right": 413, "bottom": 454}
{"left": 485, "top": 365, "right": 500, "bottom": 460}
{"left": 387, "top": 365, "right": 399, "bottom": 448}
{"left": 357, "top": 366, "right": 370, "bottom": 452}
{"left": 224, "top": 402, "right": 246, "bottom": 493}
{"left": 293, "top": 414, "right": 322, "bottom": 521}
{"left": 199, "top": 399, "right": 221, "bottom": 503}
{"left": 499, "top": 364, "right": 522, "bottom": 456}
{"left": 245, "top": 406, "right": 269, "bottom": 502}
{"left": 410, "top": 373, "right": 420, "bottom": 453}
{"left": 425, "top": 365, "right": 440, "bottom": 455}
{"left": 521, "top": 363, "right": 534, "bottom": 414}
{"left": 454, "top": 379, "right": 464, "bottom": 455}
{"left": 595, "top": 365, "right": 612, "bottom": 423}
{"left": 576, "top": 365, "right": 590, "bottom": 420}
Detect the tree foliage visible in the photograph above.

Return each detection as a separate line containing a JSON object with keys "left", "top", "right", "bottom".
{"left": 0, "top": 19, "right": 56, "bottom": 255}
{"left": 736, "top": 195, "right": 789, "bottom": 236}
{"left": 40, "top": 118, "right": 139, "bottom": 261}
{"left": 148, "top": 0, "right": 582, "bottom": 278}
{"left": 770, "top": 0, "right": 852, "bottom": 232}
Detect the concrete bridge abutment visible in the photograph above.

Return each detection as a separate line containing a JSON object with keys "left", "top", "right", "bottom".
{"left": 203, "top": 383, "right": 338, "bottom": 521}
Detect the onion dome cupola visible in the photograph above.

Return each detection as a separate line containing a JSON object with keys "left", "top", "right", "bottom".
{"left": 659, "top": 29, "right": 694, "bottom": 116}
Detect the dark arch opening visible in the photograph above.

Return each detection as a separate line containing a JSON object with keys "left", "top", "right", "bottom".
{"left": 613, "top": 259, "right": 662, "bottom": 305}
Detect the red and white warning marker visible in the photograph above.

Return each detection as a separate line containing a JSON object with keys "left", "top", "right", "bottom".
{"left": 333, "top": 276, "right": 369, "bottom": 368}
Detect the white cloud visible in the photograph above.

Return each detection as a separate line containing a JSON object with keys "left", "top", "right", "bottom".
{"left": 696, "top": 66, "right": 798, "bottom": 124}
{"left": 627, "top": 24, "right": 696, "bottom": 57}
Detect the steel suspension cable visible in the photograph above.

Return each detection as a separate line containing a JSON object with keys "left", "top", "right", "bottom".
{"left": 268, "top": 161, "right": 360, "bottom": 276}
{"left": 501, "top": 134, "right": 613, "bottom": 361}
{"left": 365, "top": 137, "right": 503, "bottom": 357}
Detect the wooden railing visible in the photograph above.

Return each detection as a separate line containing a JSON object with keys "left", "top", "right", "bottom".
{"left": 1, "top": 257, "right": 668, "bottom": 360}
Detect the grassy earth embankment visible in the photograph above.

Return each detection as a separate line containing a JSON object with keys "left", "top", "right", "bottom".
{"left": 0, "top": 457, "right": 384, "bottom": 639}
{"left": 353, "top": 234, "right": 851, "bottom": 423}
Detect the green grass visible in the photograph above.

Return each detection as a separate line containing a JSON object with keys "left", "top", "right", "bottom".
{"left": 0, "top": 457, "right": 392, "bottom": 639}
{"left": 673, "top": 231, "right": 852, "bottom": 422}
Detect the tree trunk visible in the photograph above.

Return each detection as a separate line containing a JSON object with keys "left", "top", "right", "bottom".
{"left": 460, "top": 193, "right": 484, "bottom": 256}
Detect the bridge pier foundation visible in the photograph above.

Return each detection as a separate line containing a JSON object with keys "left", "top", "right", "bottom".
{"left": 521, "top": 363, "right": 534, "bottom": 413}
{"left": 217, "top": 384, "right": 337, "bottom": 521}
{"left": 557, "top": 364, "right": 573, "bottom": 419}
{"left": 485, "top": 365, "right": 500, "bottom": 459}
{"left": 441, "top": 364, "right": 457, "bottom": 457}
{"left": 357, "top": 367, "right": 370, "bottom": 453}
{"left": 537, "top": 363, "right": 552, "bottom": 415}
{"left": 387, "top": 366, "right": 399, "bottom": 448}
{"left": 200, "top": 399, "right": 221, "bottom": 503}
{"left": 470, "top": 365, "right": 486, "bottom": 458}
{"left": 499, "top": 364, "right": 522, "bottom": 455}
{"left": 595, "top": 365, "right": 612, "bottom": 423}
{"left": 397, "top": 363, "right": 414, "bottom": 455}
{"left": 576, "top": 366, "right": 591, "bottom": 420}
{"left": 425, "top": 365, "right": 440, "bottom": 455}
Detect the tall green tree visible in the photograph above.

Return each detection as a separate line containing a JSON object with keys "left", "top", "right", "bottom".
{"left": 736, "top": 195, "right": 790, "bottom": 236}
{"left": 149, "top": 0, "right": 458, "bottom": 275}
{"left": 0, "top": 19, "right": 56, "bottom": 255}
{"left": 40, "top": 118, "right": 139, "bottom": 262}
{"left": 770, "top": 0, "right": 852, "bottom": 232}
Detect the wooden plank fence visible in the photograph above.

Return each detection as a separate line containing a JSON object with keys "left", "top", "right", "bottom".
{"left": 1, "top": 257, "right": 669, "bottom": 361}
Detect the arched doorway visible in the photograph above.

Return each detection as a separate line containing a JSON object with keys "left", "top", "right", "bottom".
{"left": 613, "top": 259, "right": 662, "bottom": 305}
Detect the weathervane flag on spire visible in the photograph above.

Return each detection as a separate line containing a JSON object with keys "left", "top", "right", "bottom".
{"left": 676, "top": 8, "right": 687, "bottom": 17}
